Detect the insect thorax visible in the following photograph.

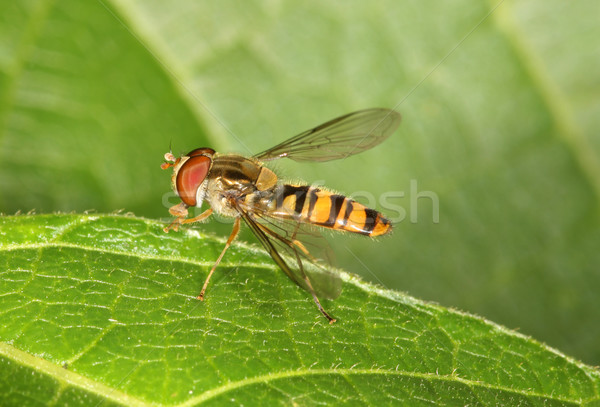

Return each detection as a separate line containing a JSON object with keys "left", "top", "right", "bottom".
{"left": 204, "top": 154, "right": 278, "bottom": 217}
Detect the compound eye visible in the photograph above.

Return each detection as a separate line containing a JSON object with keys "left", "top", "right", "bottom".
{"left": 176, "top": 155, "right": 212, "bottom": 206}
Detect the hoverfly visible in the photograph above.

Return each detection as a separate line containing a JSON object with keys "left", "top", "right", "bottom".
{"left": 161, "top": 108, "right": 401, "bottom": 323}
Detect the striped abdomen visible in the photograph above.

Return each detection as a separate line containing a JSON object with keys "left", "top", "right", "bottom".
{"left": 271, "top": 185, "right": 391, "bottom": 237}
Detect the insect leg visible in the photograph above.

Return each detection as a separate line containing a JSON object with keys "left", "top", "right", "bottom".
{"left": 292, "top": 250, "right": 336, "bottom": 324}
{"left": 254, "top": 222, "right": 335, "bottom": 323}
{"left": 164, "top": 205, "right": 213, "bottom": 232}
{"left": 256, "top": 222, "right": 318, "bottom": 263}
{"left": 198, "top": 216, "right": 241, "bottom": 300}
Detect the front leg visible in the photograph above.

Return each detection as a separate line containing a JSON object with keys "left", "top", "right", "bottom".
{"left": 164, "top": 202, "right": 213, "bottom": 232}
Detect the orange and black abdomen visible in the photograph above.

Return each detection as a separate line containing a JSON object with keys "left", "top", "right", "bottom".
{"left": 272, "top": 185, "right": 392, "bottom": 237}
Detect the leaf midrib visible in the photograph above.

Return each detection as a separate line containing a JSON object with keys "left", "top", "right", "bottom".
{"left": 489, "top": 1, "right": 600, "bottom": 205}
{"left": 0, "top": 342, "right": 147, "bottom": 407}
{"left": 0, "top": 342, "right": 589, "bottom": 407}
{"left": 191, "top": 368, "right": 591, "bottom": 406}
{"left": 102, "top": 0, "right": 229, "bottom": 152}
{"left": 0, "top": 0, "right": 54, "bottom": 141}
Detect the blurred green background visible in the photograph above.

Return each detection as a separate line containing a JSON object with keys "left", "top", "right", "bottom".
{"left": 1, "top": 1, "right": 598, "bottom": 364}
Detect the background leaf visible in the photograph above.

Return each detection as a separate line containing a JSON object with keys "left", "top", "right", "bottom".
{"left": 1, "top": 214, "right": 600, "bottom": 406}
{"left": 0, "top": 0, "right": 599, "bottom": 372}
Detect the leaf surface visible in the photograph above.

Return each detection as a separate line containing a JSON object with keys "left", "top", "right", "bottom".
{"left": 1, "top": 214, "right": 599, "bottom": 406}
{"left": 0, "top": 0, "right": 599, "bottom": 368}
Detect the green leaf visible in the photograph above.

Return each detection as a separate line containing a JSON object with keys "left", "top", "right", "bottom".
{"left": 1, "top": 213, "right": 599, "bottom": 406}
{"left": 1, "top": 0, "right": 599, "bottom": 373}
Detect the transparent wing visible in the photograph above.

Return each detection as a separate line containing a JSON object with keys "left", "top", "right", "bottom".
{"left": 254, "top": 108, "right": 401, "bottom": 162}
{"left": 233, "top": 200, "right": 342, "bottom": 300}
